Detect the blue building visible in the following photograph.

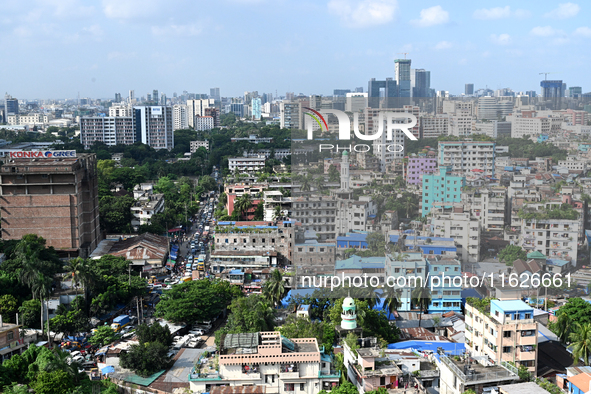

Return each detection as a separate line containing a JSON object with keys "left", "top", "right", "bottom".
{"left": 426, "top": 257, "right": 462, "bottom": 313}
{"left": 421, "top": 167, "right": 465, "bottom": 216}
{"left": 251, "top": 97, "right": 262, "bottom": 120}
{"left": 537, "top": 134, "right": 549, "bottom": 143}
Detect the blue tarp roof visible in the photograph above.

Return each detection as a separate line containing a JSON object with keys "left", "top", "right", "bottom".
{"left": 229, "top": 269, "right": 244, "bottom": 275}
{"left": 387, "top": 340, "right": 465, "bottom": 355}
{"left": 101, "top": 365, "right": 115, "bottom": 374}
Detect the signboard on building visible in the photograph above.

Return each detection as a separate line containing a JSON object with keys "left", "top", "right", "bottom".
{"left": 8, "top": 150, "right": 77, "bottom": 159}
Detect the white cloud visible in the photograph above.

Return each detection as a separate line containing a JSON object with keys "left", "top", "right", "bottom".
{"left": 434, "top": 41, "right": 452, "bottom": 50}
{"left": 473, "top": 6, "right": 530, "bottom": 20}
{"left": 544, "top": 2, "right": 580, "bottom": 19}
{"left": 573, "top": 26, "right": 591, "bottom": 37}
{"left": 490, "top": 33, "right": 511, "bottom": 45}
{"left": 530, "top": 26, "right": 561, "bottom": 37}
{"left": 411, "top": 5, "right": 449, "bottom": 27}
{"left": 151, "top": 23, "right": 203, "bottom": 37}
{"left": 82, "top": 24, "right": 104, "bottom": 41}
{"left": 43, "top": 0, "right": 94, "bottom": 19}
{"left": 327, "top": 0, "right": 398, "bottom": 28}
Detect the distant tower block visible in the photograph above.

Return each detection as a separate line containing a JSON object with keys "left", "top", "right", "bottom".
{"left": 341, "top": 296, "right": 357, "bottom": 330}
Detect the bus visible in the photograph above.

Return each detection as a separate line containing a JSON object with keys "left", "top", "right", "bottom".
{"left": 197, "top": 262, "right": 205, "bottom": 271}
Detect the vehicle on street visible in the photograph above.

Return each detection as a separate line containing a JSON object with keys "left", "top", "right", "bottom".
{"left": 110, "top": 315, "right": 131, "bottom": 332}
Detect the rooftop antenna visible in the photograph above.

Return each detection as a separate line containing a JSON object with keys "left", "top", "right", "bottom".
{"left": 397, "top": 52, "right": 410, "bottom": 59}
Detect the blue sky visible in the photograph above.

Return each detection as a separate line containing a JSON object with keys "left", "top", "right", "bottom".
{"left": 2, "top": 0, "right": 590, "bottom": 100}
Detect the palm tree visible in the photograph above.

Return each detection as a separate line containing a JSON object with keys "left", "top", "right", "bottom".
{"left": 554, "top": 312, "right": 572, "bottom": 343}
{"left": 300, "top": 174, "right": 312, "bottom": 192}
{"left": 403, "top": 195, "right": 417, "bottom": 219}
{"left": 235, "top": 194, "right": 253, "bottom": 220}
{"left": 393, "top": 253, "right": 410, "bottom": 261}
{"left": 64, "top": 258, "right": 82, "bottom": 296}
{"left": 357, "top": 286, "right": 379, "bottom": 310}
{"left": 570, "top": 323, "right": 591, "bottom": 364}
{"left": 45, "top": 347, "right": 84, "bottom": 385}
{"left": 383, "top": 286, "right": 402, "bottom": 320}
{"left": 273, "top": 205, "right": 283, "bottom": 221}
{"left": 32, "top": 273, "right": 52, "bottom": 337}
{"left": 411, "top": 285, "right": 432, "bottom": 328}
{"left": 263, "top": 269, "right": 286, "bottom": 306}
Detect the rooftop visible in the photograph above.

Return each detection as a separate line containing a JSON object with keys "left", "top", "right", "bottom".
{"left": 499, "top": 382, "right": 551, "bottom": 394}
{"left": 568, "top": 372, "right": 591, "bottom": 392}
{"left": 492, "top": 299, "right": 532, "bottom": 312}
{"left": 442, "top": 356, "right": 518, "bottom": 384}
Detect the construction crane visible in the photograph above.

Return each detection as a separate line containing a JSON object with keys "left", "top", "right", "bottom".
{"left": 397, "top": 52, "right": 409, "bottom": 59}
{"left": 539, "top": 72, "right": 556, "bottom": 80}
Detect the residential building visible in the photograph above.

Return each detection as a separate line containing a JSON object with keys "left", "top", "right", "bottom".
{"left": 280, "top": 101, "right": 302, "bottom": 129}
{"left": 520, "top": 218, "right": 579, "bottom": 265}
{"left": 406, "top": 157, "right": 437, "bottom": 185}
{"left": 510, "top": 116, "right": 551, "bottom": 138}
{"left": 134, "top": 106, "right": 174, "bottom": 150}
{"left": 335, "top": 196, "right": 377, "bottom": 235}
{"left": 343, "top": 339, "right": 403, "bottom": 393}
{"left": 0, "top": 153, "right": 101, "bottom": 257}
{"left": 109, "top": 105, "right": 132, "bottom": 117}
{"left": 438, "top": 353, "right": 518, "bottom": 394}
{"left": 292, "top": 195, "right": 337, "bottom": 242}
{"left": 473, "top": 120, "right": 511, "bottom": 138}
{"left": 228, "top": 156, "right": 266, "bottom": 173}
{"left": 477, "top": 97, "right": 514, "bottom": 120}
{"left": 465, "top": 299, "right": 538, "bottom": 374}
{"left": 90, "top": 233, "right": 168, "bottom": 269}
{"left": 421, "top": 114, "right": 450, "bottom": 138}
{"left": 345, "top": 93, "right": 368, "bottom": 113}
{"left": 335, "top": 255, "right": 386, "bottom": 286}
{"left": 294, "top": 229, "right": 336, "bottom": 278}
{"left": 79, "top": 116, "right": 135, "bottom": 148}
{"left": 188, "top": 331, "right": 341, "bottom": 394}
{"left": 263, "top": 190, "right": 291, "bottom": 221}
{"left": 190, "top": 140, "right": 209, "bottom": 152}
{"left": 172, "top": 104, "right": 188, "bottom": 130}
{"left": 429, "top": 205, "right": 480, "bottom": 263}
{"left": 558, "top": 156, "right": 588, "bottom": 172}
{"left": 461, "top": 186, "right": 508, "bottom": 231}
{"left": 427, "top": 257, "right": 462, "bottom": 313}
{"left": 421, "top": 167, "right": 466, "bottom": 216}
{"left": 442, "top": 100, "right": 476, "bottom": 116}
{"left": 448, "top": 111, "right": 475, "bottom": 137}
{"left": 438, "top": 141, "right": 496, "bottom": 178}
{"left": 130, "top": 185, "right": 164, "bottom": 231}
{"left": 194, "top": 116, "right": 214, "bottom": 131}
{"left": 0, "top": 320, "right": 24, "bottom": 362}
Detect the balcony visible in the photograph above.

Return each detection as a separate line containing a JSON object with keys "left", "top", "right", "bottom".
{"left": 280, "top": 371, "right": 299, "bottom": 379}
{"left": 319, "top": 370, "right": 342, "bottom": 379}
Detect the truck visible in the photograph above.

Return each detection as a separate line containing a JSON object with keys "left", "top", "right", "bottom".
{"left": 110, "top": 315, "right": 131, "bottom": 332}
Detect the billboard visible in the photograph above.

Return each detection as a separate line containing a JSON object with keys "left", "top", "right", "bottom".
{"left": 8, "top": 150, "right": 77, "bottom": 159}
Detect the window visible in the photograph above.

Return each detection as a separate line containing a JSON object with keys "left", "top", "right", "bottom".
{"left": 284, "top": 384, "right": 295, "bottom": 392}
{"left": 503, "top": 346, "right": 512, "bottom": 353}
{"left": 380, "top": 377, "right": 386, "bottom": 386}
{"left": 394, "top": 268, "right": 400, "bottom": 273}
{"left": 524, "top": 313, "right": 532, "bottom": 319}
{"left": 7, "top": 331, "right": 14, "bottom": 340}
{"left": 503, "top": 331, "right": 511, "bottom": 338}
{"left": 300, "top": 383, "right": 305, "bottom": 391}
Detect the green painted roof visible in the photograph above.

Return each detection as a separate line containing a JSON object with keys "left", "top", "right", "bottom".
{"left": 527, "top": 251, "right": 546, "bottom": 259}
{"left": 123, "top": 370, "right": 166, "bottom": 386}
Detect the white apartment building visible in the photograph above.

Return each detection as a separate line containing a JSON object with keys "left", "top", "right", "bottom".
{"left": 130, "top": 187, "right": 165, "bottom": 231}
{"left": 365, "top": 108, "right": 408, "bottom": 172}
{"left": 462, "top": 187, "right": 507, "bottom": 232}
{"left": 474, "top": 120, "right": 511, "bottom": 138}
{"left": 280, "top": 101, "right": 302, "bottom": 130}
{"left": 558, "top": 156, "right": 588, "bottom": 171}
{"left": 194, "top": 115, "right": 214, "bottom": 131}
{"left": 190, "top": 140, "right": 209, "bottom": 152}
{"left": 80, "top": 116, "right": 135, "bottom": 149}
{"left": 438, "top": 141, "right": 496, "bottom": 177}
{"left": 448, "top": 110, "right": 475, "bottom": 137}
{"left": 335, "top": 196, "right": 377, "bottom": 235}
{"left": 345, "top": 92, "right": 368, "bottom": 113}
{"left": 263, "top": 191, "right": 292, "bottom": 221}
{"left": 430, "top": 206, "right": 480, "bottom": 263}
{"left": 510, "top": 116, "right": 551, "bottom": 138}
{"left": 109, "top": 105, "right": 132, "bottom": 117}
{"left": 187, "top": 99, "right": 215, "bottom": 127}
{"left": 292, "top": 195, "right": 337, "bottom": 242}
{"left": 520, "top": 218, "right": 579, "bottom": 265}
{"left": 442, "top": 100, "right": 476, "bottom": 116}
{"left": 172, "top": 104, "right": 188, "bottom": 131}
{"left": 228, "top": 156, "right": 266, "bottom": 173}
{"left": 188, "top": 332, "right": 340, "bottom": 394}
{"left": 421, "top": 114, "right": 450, "bottom": 138}
{"left": 7, "top": 113, "right": 53, "bottom": 126}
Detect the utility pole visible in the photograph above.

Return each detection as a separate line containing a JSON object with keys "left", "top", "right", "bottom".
{"left": 136, "top": 296, "right": 140, "bottom": 324}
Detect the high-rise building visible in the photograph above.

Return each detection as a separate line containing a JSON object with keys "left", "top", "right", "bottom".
{"left": 568, "top": 86, "right": 583, "bottom": 98}
{"left": 128, "top": 90, "right": 135, "bottom": 102}
{"left": 540, "top": 80, "right": 563, "bottom": 98}
{"left": 114, "top": 93, "right": 122, "bottom": 103}
{"left": 465, "top": 83, "right": 474, "bottom": 95}
{"left": 280, "top": 101, "right": 302, "bottom": 129}
{"left": 413, "top": 69, "right": 430, "bottom": 98}
{"left": 134, "top": 106, "right": 174, "bottom": 150}
{"left": 0, "top": 153, "right": 102, "bottom": 258}
{"left": 345, "top": 93, "right": 368, "bottom": 113}
{"left": 210, "top": 87, "right": 220, "bottom": 101}
{"left": 204, "top": 107, "right": 220, "bottom": 127}
{"left": 152, "top": 90, "right": 159, "bottom": 103}
{"left": 477, "top": 97, "right": 514, "bottom": 120}
{"left": 161, "top": 94, "right": 167, "bottom": 105}
{"left": 4, "top": 94, "right": 18, "bottom": 116}
{"left": 186, "top": 99, "right": 215, "bottom": 127}
{"left": 172, "top": 104, "right": 188, "bottom": 131}
{"left": 438, "top": 141, "right": 496, "bottom": 177}
{"left": 251, "top": 97, "right": 262, "bottom": 120}
{"left": 367, "top": 78, "right": 397, "bottom": 108}
{"left": 394, "top": 58, "right": 412, "bottom": 97}
{"left": 194, "top": 116, "right": 214, "bottom": 131}
{"left": 354, "top": 87, "right": 364, "bottom": 93}
{"left": 230, "top": 103, "right": 244, "bottom": 118}
{"left": 80, "top": 116, "right": 135, "bottom": 148}
{"left": 146, "top": 94, "right": 152, "bottom": 102}
{"left": 421, "top": 167, "right": 465, "bottom": 216}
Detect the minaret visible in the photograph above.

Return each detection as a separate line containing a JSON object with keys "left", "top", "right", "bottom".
{"left": 341, "top": 295, "right": 357, "bottom": 330}
{"left": 341, "top": 150, "right": 350, "bottom": 191}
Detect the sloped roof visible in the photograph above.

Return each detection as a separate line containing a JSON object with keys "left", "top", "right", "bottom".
{"left": 108, "top": 233, "right": 168, "bottom": 262}
{"left": 211, "top": 386, "right": 266, "bottom": 394}
{"left": 568, "top": 372, "right": 591, "bottom": 392}
{"left": 537, "top": 340, "right": 573, "bottom": 377}
{"left": 527, "top": 251, "right": 546, "bottom": 259}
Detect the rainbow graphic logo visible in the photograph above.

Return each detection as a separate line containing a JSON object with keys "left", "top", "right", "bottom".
{"left": 303, "top": 107, "right": 328, "bottom": 132}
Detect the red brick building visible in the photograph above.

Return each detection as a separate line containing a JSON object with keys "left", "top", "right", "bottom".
{"left": 0, "top": 153, "right": 102, "bottom": 257}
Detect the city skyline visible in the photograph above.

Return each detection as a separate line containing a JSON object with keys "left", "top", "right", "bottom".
{"left": 2, "top": 0, "right": 591, "bottom": 99}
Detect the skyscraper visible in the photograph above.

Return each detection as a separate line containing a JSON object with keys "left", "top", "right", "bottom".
{"left": 128, "top": 90, "right": 135, "bottom": 103}
{"left": 4, "top": 94, "right": 18, "bottom": 116}
{"left": 152, "top": 90, "right": 159, "bottom": 103}
{"left": 252, "top": 97, "right": 262, "bottom": 120}
{"left": 394, "top": 59, "right": 412, "bottom": 97}
{"left": 413, "top": 69, "right": 431, "bottom": 98}
{"left": 210, "top": 87, "right": 220, "bottom": 101}
{"left": 368, "top": 78, "right": 397, "bottom": 108}
{"left": 187, "top": 99, "right": 215, "bottom": 127}
{"left": 465, "top": 84, "right": 474, "bottom": 95}
{"left": 540, "top": 80, "right": 563, "bottom": 98}
{"left": 115, "top": 93, "right": 122, "bottom": 103}
{"left": 173, "top": 104, "right": 188, "bottom": 131}
{"left": 134, "top": 106, "right": 174, "bottom": 150}
{"left": 333, "top": 89, "right": 351, "bottom": 97}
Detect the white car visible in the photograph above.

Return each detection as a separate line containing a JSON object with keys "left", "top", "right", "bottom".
{"left": 187, "top": 339, "right": 199, "bottom": 348}
{"left": 189, "top": 330, "right": 205, "bottom": 336}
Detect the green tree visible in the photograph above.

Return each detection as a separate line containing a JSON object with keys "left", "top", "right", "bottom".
{"left": 498, "top": 245, "right": 527, "bottom": 266}
{"left": 218, "top": 295, "right": 276, "bottom": 340}
{"left": 32, "top": 370, "right": 73, "bottom": 394}
{"left": 135, "top": 323, "right": 173, "bottom": 347}
{"left": 569, "top": 323, "right": 591, "bottom": 364}
{"left": 49, "top": 298, "right": 90, "bottom": 337}
{"left": 411, "top": 285, "right": 432, "bottom": 328}
{"left": 88, "top": 325, "right": 119, "bottom": 347}
{"left": 279, "top": 315, "right": 325, "bottom": 344}
{"left": 253, "top": 201, "right": 265, "bottom": 220}
{"left": 328, "top": 165, "right": 340, "bottom": 183}
{"left": 263, "top": 269, "right": 286, "bottom": 306}
{"left": 383, "top": 286, "right": 402, "bottom": 320}
{"left": 518, "top": 364, "right": 532, "bottom": 381}
{"left": 0, "top": 294, "right": 18, "bottom": 321}
{"left": 99, "top": 195, "right": 134, "bottom": 233}
{"left": 120, "top": 342, "right": 172, "bottom": 377}
{"left": 317, "top": 381, "right": 359, "bottom": 394}
{"left": 18, "top": 299, "right": 41, "bottom": 329}
{"left": 234, "top": 194, "right": 253, "bottom": 220}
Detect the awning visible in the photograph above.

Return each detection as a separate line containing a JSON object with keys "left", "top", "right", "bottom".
{"left": 168, "top": 228, "right": 183, "bottom": 233}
